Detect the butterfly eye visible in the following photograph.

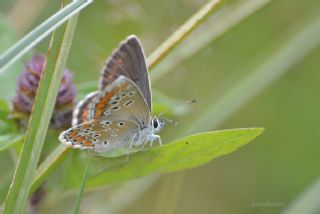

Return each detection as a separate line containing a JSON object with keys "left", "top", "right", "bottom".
{"left": 153, "top": 119, "right": 159, "bottom": 129}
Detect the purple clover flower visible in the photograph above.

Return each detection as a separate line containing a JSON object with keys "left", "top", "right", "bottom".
{"left": 13, "top": 54, "right": 76, "bottom": 129}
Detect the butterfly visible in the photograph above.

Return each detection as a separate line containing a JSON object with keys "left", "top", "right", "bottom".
{"left": 59, "top": 35, "right": 164, "bottom": 154}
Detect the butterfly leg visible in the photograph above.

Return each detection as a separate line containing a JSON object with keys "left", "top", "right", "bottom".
{"left": 126, "top": 133, "right": 136, "bottom": 160}
{"left": 149, "top": 134, "right": 162, "bottom": 147}
{"left": 156, "top": 135, "right": 162, "bottom": 146}
{"left": 141, "top": 140, "right": 149, "bottom": 150}
{"left": 150, "top": 138, "right": 154, "bottom": 148}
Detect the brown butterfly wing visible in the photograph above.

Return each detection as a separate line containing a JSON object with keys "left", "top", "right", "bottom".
{"left": 99, "top": 35, "right": 152, "bottom": 111}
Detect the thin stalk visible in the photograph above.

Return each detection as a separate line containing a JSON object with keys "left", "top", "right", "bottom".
{"left": 147, "top": 0, "right": 224, "bottom": 70}
{"left": 2, "top": 12, "right": 79, "bottom": 214}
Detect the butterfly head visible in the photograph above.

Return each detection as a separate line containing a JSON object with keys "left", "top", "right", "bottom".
{"left": 151, "top": 117, "right": 164, "bottom": 133}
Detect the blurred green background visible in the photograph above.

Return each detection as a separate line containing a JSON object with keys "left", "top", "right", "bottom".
{"left": 1, "top": 0, "right": 320, "bottom": 213}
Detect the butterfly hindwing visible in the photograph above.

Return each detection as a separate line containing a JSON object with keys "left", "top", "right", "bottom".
{"left": 72, "top": 91, "right": 99, "bottom": 126}
{"left": 99, "top": 35, "right": 152, "bottom": 111}
{"left": 59, "top": 119, "right": 142, "bottom": 153}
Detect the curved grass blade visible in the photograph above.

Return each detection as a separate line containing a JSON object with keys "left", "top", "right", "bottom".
{"left": 0, "top": 0, "right": 92, "bottom": 73}
{"left": 2, "top": 12, "right": 79, "bottom": 214}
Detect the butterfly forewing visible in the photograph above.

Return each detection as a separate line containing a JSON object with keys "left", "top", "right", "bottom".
{"left": 90, "top": 76, "right": 151, "bottom": 123}
{"left": 99, "top": 35, "right": 152, "bottom": 111}
{"left": 75, "top": 77, "right": 151, "bottom": 127}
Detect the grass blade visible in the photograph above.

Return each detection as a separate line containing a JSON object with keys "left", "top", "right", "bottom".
{"left": 0, "top": 0, "right": 92, "bottom": 73}
{"left": 147, "top": 0, "right": 224, "bottom": 70}
{"left": 2, "top": 12, "right": 79, "bottom": 214}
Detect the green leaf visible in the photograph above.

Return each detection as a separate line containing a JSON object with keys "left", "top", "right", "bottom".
{"left": 66, "top": 128, "right": 263, "bottom": 189}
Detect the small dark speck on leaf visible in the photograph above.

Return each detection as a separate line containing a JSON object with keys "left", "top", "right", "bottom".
{"left": 186, "top": 141, "right": 189, "bottom": 145}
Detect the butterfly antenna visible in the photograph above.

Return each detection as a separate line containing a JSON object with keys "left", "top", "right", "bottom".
{"left": 158, "top": 98, "right": 197, "bottom": 120}
{"left": 161, "top": 116, "right": 178, "bottom": 125}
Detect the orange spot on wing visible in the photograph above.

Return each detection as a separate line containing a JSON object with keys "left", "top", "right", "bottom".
{"left": 82, "top": 124, "right": 90, "bottom": 129}
{"left": 81, "top": 110, "right": 89, "bottom": 120}
{"left": 94, "top": 81, "right": 129, "bottom": 118}
{"left": 84, "top": 141, "right": 92, "bottom": 146}
{"left": 76, "top": 136, "right": 85, "bottom": 142}
{"left": 69, "top": 130, "right": 78, "bottom": 137}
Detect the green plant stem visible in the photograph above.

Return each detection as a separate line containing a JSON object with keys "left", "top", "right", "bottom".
{"left": 147, "top": 0, "right": 224, "bottom": 70}
{"left": 0, "top": 0, "right": 92, "bottom": 73}
{"left": 2, "top": 12, "right": 79, "bottom": 214}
